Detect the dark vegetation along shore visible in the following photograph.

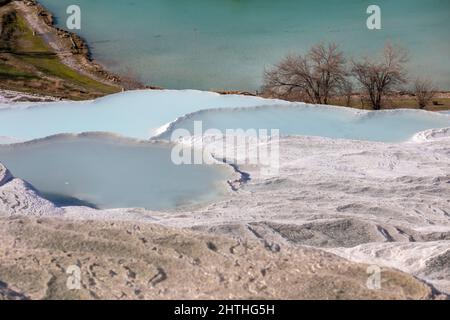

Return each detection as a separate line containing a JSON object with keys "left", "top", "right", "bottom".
{"left": 262, "top": 43, "right": 450, "bottom": 111}
{"left": 0, "top": 0, "right": 145, "bottom": 100}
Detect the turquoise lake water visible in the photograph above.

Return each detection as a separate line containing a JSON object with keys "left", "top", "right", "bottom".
{"left": 38, "top": 0, "right": 450, "bottom": 90}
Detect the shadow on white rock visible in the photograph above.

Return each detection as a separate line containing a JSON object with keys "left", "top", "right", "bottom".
{"left": 0, "top": 162, "right": 62, "bottom": 216}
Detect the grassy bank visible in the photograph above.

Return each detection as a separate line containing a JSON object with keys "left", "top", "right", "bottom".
{"left": 0, "top": 3, "right": 120, "bottom": 100}
{"left": 327, "top": 96, "right": 450, "bottom": 112}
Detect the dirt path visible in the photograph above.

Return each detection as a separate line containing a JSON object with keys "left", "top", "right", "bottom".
{"left": 13, "top": 1, "right": 109, "bottom": 84}
{"left": 12, "top": 1, "right": 140, "bottom": 90}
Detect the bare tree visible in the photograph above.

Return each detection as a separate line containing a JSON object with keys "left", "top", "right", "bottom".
{"left": 414, "top": 78, "right": 436, "bottom": 109}
{"left": 351, "top": 43, "right": 409, "bottom": 110}
{"left": 263, "top": 43, "right": 348, "bottom": 104}
{"left": 339, "top": 80, "right": 354, "bottom": 107}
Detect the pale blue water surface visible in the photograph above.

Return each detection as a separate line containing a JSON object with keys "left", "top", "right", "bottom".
{"left": 157, "top": 105, "right": 450, "bottom": 143}
{"left": 0, "top": 135, "right": 231, "bottom": 210}
{"left": 1, "top": 91, "right": 449, "bottom": 143}
{"left": 1, "top": 91, "right": 450, "bottom": 210}
{"left": 0, "top": 90, "right": 285, "bottom": 142}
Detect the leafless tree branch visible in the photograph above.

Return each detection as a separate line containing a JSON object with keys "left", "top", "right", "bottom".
{"left": 263, "top": 43, "right": 349, "bottom": 104}
{"left": 414, "top": 78, "right": 436, "bottom": 109}
{"left": 351, "top": 43, "right": 409, "bottom": 110}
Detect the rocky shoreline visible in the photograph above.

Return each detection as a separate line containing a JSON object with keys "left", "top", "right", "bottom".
{"left": 18, "top": 0, "right": 146, "bottom": 90}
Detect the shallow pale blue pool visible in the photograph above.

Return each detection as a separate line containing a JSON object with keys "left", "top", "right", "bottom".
{"left": 1, "top": 90, "right": 449, "bottom": 143}
{"left": 0, "top": 134, "right": 230, "bottom": 210}
{"left": 1, "top": 90, "right": 449, "bottom": 210}
{"left": 0, "top": 90, "right": 285, "bottom": 142}
{"left": 157, "top": 105, "right": 450, "bottom": 143}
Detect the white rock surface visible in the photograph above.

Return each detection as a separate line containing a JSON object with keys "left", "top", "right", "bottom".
{"left": 0, "top": 163, "right": 12, "bottom": 186}
{"left": 0, "top": 173, "right": 62, "bottom": 216}
{"left": 327, "top": 241, "right": 450, "bottom": 295}
{"left": 1, "top": 127, "right": 449, "bottom": 294}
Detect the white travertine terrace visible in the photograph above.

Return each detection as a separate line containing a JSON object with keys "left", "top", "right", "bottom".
{"left": 1, "top": 91, "right": 449, "bottom": 296}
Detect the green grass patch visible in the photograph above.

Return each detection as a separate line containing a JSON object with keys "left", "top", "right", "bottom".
{"left": 4, "top": 12, "right": 119, "bottom": 96}
{"left": 14, "top": 13, "right": 51, "bottom": 53}
{"left": 16, "top": 14, "right": 117, "bottom": 94}
{"left": 21, "top": 54, "right": 119, "bottom": 94}
{"left": 0, "top": 63, "right": 37, "bottom": 80}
